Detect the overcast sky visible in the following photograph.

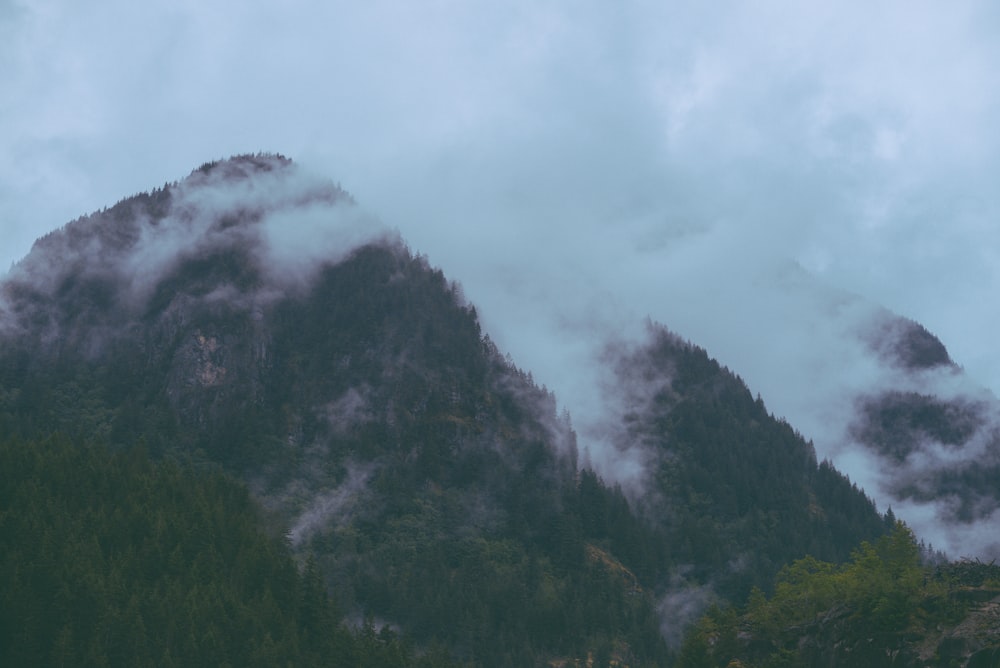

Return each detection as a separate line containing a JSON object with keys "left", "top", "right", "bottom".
{"left": 4, "top": 0, "right": 1000, "bottom": 551}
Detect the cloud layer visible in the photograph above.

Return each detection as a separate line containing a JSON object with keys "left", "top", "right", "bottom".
{"left": 4, "top": 1, "right": 1000, "bottom": 555}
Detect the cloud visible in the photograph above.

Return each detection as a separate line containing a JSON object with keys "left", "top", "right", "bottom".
{"left": 123, "top": 159, "right": 388, "bottom": 294}
{"left": 287, "top": 462, "right": 374, "bottom": 548}
{"left": 575, "top": 327, "right": 675, "bottom": 494}
{"left": 657, "top": 576, "right": 716, "bottom": 650}
{"left": 323, "top": 386, "right": 374, "bottom": 436}
{"left": 1, "top": 157, "right": 390, "bottom": 348}
{"left": 4, "top": 1, "right": 1000, "bottom": 556}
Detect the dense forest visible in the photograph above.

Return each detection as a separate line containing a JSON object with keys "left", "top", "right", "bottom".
{"left": 0, "top": 436, "right": 457, "bottom": 667}
{"left": 4, "top": 155, "right": 993, "bottom": 666}
{"left": 605, "top": 329, "right": 891, "bottom": 601}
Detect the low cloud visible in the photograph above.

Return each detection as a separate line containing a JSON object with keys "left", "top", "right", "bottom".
{"left": 287, "top": 463, "right": 374, "bottom": 548}
{"left": 323, "top": 387, "right": 374, "bottom": 435}
{"left": 123, "top": 158, "right": 389, "bottom": 298}
{"left": 657, "top": 575, "right": 716, "bottom": 650}
{"left": 576, "top": 327, "right": 673, "bottom": 496}
{"left": 1, "top": 157, "right": 392, "bottom": 342}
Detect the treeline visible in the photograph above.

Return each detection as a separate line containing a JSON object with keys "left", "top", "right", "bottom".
{"left": 0, "top": 436, "right": 458, "bottom": 667}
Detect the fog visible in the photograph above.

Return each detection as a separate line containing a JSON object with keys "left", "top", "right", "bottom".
{"left": 4, "top": 1, "right": 1000, "bottom": 556}
{"left": 2, "top": 157, "right": 387, "bottom": 324}
{"left": 287, "top": 462, "right": 374, "bottom": 548}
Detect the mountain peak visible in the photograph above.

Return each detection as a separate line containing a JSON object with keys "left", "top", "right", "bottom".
{"left": 191, "top": 152, "right": 294, "bottom": 179}
{"left": 1, "top": 154, "right": 387, "bottom": 348}
{"left": 865, "top": 311, "right": 954, "bottom": 371}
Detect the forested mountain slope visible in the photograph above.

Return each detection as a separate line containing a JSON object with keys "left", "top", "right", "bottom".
{"left": 598, "top": 327, "right": 891, "bottom": 604}
{"left": 0, "top": 154, "right": 892, "bottom": 665}
{"left": 0, "top": 436, "right": 457, "bottom": 667}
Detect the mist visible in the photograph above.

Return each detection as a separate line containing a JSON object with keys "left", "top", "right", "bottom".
{"left": 287, "top": 463, "right": 374, "bottom": 548}
{"left": 1, "top": 157, "right": 390, "bottom": 339}
{"left": 5, "top": 1, "right": 1000, "bottom": 557}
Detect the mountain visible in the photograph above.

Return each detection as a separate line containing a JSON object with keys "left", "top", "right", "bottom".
{"left": 849, "top": 309, "right": 1000, "bottom": 554}
{"left": 599, "top": 327, "right": 889, "bottom": 602}
{"left": 0, "top": 154, "right": 891, "bottom": 665}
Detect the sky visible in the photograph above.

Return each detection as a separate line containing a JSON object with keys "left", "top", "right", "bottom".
{"left": 4, "top": 0, "right": 1000, "bottom": 555}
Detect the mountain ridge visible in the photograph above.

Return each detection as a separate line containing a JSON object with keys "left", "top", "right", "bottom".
{"left": 0, "top": 154, "right": 918, "bottom": 665}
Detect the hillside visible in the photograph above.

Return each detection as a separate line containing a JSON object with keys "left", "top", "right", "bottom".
{"left": 602, "top": 327, "right": 890, "bottom": 602}
{"left": 0, "top": 436, "right": 456, "bottom": 667}
{"left": 0, "top": 154, "right": 893, "bottom": 665}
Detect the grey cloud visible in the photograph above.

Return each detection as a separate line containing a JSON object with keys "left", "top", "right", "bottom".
{"left": 287, "top": 463, "right": 374, "bottom": 548}
{"left": 577, "top": 327, "right": 675, "bottom": 495}
{"left": 323, "top": 387, "right": 373, "bottom": 436}
{"left": 123, "top": 160, "right": 387, "bottom": 295}
{"left": 657, "top": 576, "right": 716, "bottom": 650}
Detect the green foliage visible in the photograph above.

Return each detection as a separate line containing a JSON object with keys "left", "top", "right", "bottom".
{"left": 683, "top": 523, "right": 983, "bottom": 667}
{"left": 758, "top": 523, "right": 922, "bottom": 635}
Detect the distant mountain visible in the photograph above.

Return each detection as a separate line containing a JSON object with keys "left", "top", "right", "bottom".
{"left": 0, "top": 154, "right": 891, "bottom": 665}
{"left": 850, "top": 309, "right": 1000, "bottom": 549}
{"left": 862, "top": 311, "right": 956, "bottom": 372}
{"left": 698, "top": 259, "right": 1000, "bottom": 560}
